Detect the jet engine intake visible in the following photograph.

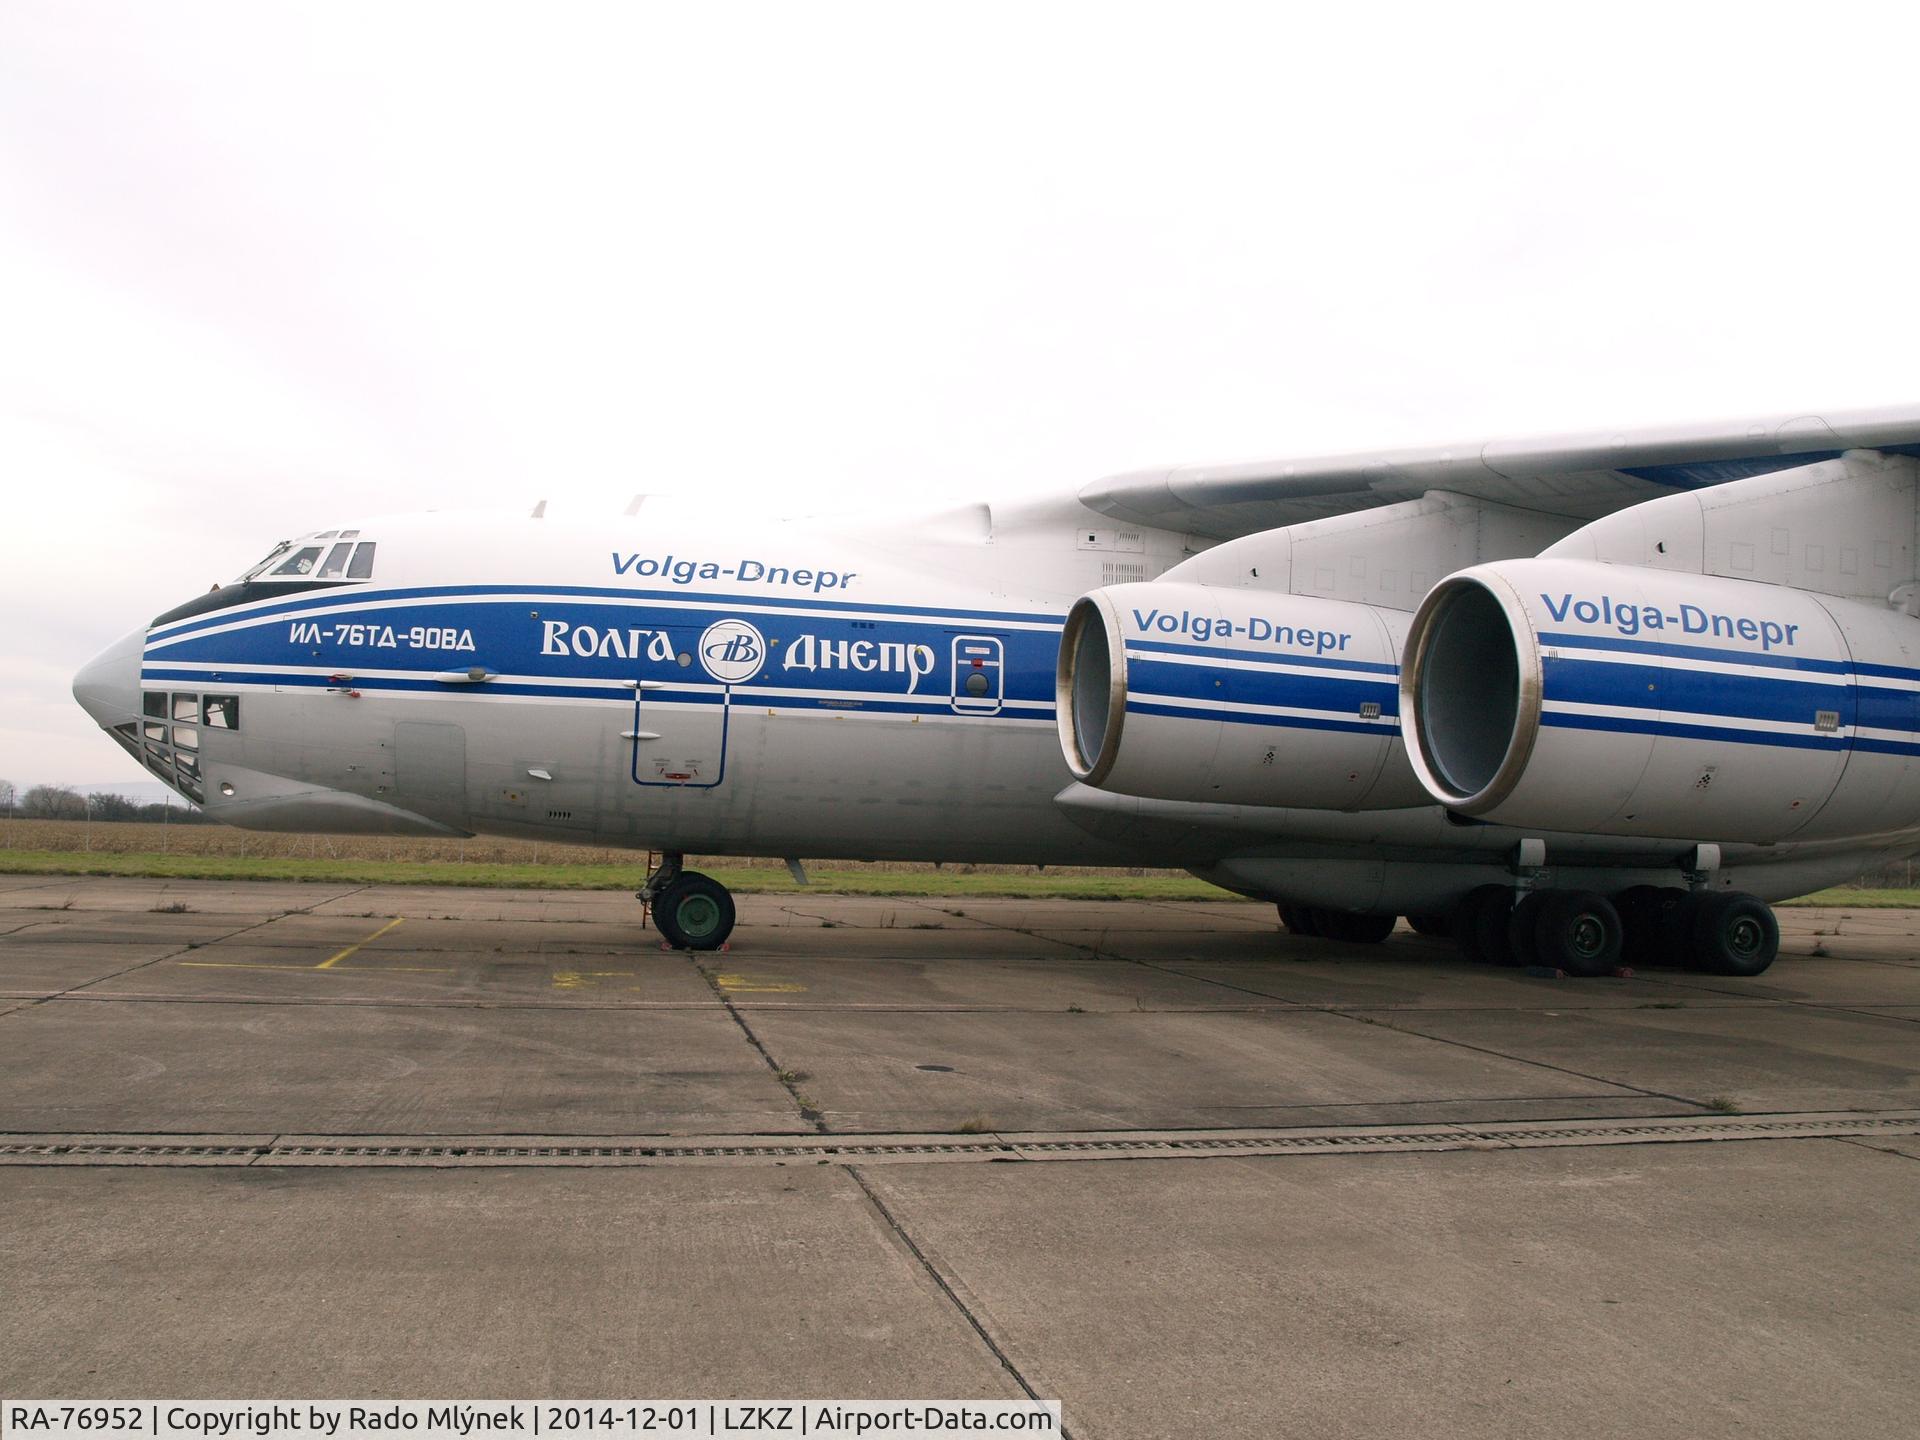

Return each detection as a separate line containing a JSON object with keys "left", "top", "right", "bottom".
{"left": 1400, "top": 559, "right": 1920, "bottom": 842}
{"left": 1056, "top": 582, "right": 1425, "bottom": 810}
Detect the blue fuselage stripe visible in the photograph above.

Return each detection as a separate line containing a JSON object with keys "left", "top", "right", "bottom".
{"left": 1124, "top": 637, "right": 1398, "bottom": 674}
{"left": 1126, "top": 655, "right": 1399, "bottom": 716}
{"left": 140, "top": 585, "right": 1920, "bottom": 755}
{"left": 1124, "top": 701, "right": 1397, "bottom": 738}
{"left": 149, "top": 582, "right": 1065, "bottom": 645}
{"left": 1542, "top": 656, "right": 1854, "bottom": 726}
{"left": 1539, "top": 710, "right": 1876, "bottom": 752}
{"left": 145, "top": 592, "right": 1061, "bottom": 716}
{"left": 1536, "top": 630, "right": 1860, "bottom": 675}
{"left": 139, "top": 666, "right": 1051, "bottom": 719}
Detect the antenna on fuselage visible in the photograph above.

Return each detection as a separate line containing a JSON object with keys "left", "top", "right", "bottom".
{"left": 530, "top": 499, "right": 547, "bottom": 518}
{"left": 624, "top": 494, "right": 648, "bottom": 516}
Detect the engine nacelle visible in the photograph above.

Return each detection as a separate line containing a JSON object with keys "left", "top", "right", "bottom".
{"left": 1056, "top": 582, "right": 1427, "bottom": 810}
{"left": 1400, "top": 558, "right": 1920, "bottom": 842}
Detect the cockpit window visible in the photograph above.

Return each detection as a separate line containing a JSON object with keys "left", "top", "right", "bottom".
{"left": 239, "top": 542, "right": 291, "bottom": 581}
{"left": 232, "top": 531, "right": 375, "bottom": 584}
{"left": 273, "top": 546, "right": 326, "bottom": 576}
{"left": 169, "top": 530, "right": 382, "bottom": 628}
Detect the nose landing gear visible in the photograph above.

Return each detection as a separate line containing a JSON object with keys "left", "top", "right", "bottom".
{"left": 639, "top": 853, "right": 738, "bottom": 951}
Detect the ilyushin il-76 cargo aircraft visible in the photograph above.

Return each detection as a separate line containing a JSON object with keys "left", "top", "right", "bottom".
{"left": 72, "top": 405, "right": 1920, "bottom": 975}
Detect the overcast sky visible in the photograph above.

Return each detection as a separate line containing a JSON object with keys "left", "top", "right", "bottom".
{"left": 5, "top": 1, "right": 1919, "bottom": 790}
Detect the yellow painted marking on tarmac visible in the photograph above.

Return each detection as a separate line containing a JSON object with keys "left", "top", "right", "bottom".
{"left": 175, "top": 917, "right": 447, "bottom": 972}
{"left": 178, "top": 960, "right": 452, "bottom": 972}
{"left": 715, "top": 973, "right": 807, "bottom": 994}
{"left": 317, "top": 917, "right": 406, "bottom": 968}
{"left": 552, "top": 970, "right": 639, "bottom": 990}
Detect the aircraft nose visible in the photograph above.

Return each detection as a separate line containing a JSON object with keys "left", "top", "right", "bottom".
{"left": 72, "top": 626, "right": 146, "bottom": 728}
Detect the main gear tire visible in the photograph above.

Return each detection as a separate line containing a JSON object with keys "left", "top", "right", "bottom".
{"left": 1320, "top": 911, "right": 1396, "bottom": 944}
{"left": 1506, "top": 891, "right": 1551, "bottom": 970}
{"left": 1279, "top": 905, "right": 1320, "bottom": 937}
{"left": 1533, "top": 890, "right": 1623, "bottom": 978}
{"left": 1690, "top": 892, "right": 1779, "bottom": 977}
{"left": 1453, "top": 886, "right": 1511, "bottom": 964}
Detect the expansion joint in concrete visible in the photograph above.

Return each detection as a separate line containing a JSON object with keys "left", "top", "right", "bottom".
{"left": 844, "top": 1166, "right": 1069, "bottom": 1435}
{"left": 0, "top": 884, "right": 376, "bottom": 1024}
{"left": 688, "top": 952, "right": 830, "bottom": 1134}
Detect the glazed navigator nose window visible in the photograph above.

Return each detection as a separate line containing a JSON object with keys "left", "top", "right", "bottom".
{"left": 127, "top": 692, "right": 209, "bottom": 804}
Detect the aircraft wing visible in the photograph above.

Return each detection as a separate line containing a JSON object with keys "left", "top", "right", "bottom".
{"left": 1078, "top": 403, "right": 1920, "bottom": 540}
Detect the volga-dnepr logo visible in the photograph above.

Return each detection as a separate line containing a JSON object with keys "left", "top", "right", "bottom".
{"left": 699, "top": 619, "right": 765, "bottom": 683}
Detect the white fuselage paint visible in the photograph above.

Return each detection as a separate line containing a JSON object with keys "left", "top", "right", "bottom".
{"left": 107, "top": 501, "right": 1920, "bottom": 907}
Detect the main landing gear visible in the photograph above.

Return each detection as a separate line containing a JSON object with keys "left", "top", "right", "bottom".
{"left": 640, "top": 853, "right": 737, "bottom": 951}
{"left": 1449, "top": 885, "right": 1778, "bottom": 977}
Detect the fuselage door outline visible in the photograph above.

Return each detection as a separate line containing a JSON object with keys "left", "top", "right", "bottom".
{"left": 629, "top": 683, "right": 732, "bottom": 789}
{"left": 629, "top": 617, "right": 762, "bottom": 789}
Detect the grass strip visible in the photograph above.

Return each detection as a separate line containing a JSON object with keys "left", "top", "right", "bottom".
{"left": 0, "top": 849, "right": 1234, "bottom": 899}
{"left": 3, "top": 849, "right": 1914, "bottom": 908}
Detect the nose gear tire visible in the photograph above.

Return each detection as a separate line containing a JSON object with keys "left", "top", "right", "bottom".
{"left": 653, "top": 871, "right": 736, "bottom": 951}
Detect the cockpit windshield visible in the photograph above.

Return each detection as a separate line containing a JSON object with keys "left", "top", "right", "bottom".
{"left": 158, "top": 528, "right": 380, "bottom": 628}
{"left": 271, "top": 546, "right": 326, "bottom": 577}
{"left": 234, "top": 530, "right": 375, "bottom": 584}
{"left": 239, "top": 541, "right": 294, "bottom": 581}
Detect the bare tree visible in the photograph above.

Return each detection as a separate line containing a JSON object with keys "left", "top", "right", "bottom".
{"left": 0, "top": 779, "right": 14, "bottom": 814}
{"left": 21, "top": 785, "right": 86, "bottom": 820}
{"left": 87, "top": 791, "right": 142, "bottom": 822}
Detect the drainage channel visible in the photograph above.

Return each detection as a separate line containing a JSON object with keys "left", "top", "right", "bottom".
{"left": 3, "top": 1109, "right": 1918, "bottom": 1167}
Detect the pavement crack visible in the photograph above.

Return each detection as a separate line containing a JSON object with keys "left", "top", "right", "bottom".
{"left": 0, "top": 885, "right": 377, "bottom": 1023}
{"left": 845, "top": 1166, "right": 1067, "bottom": 1430}
{"left": 896, "top": 899, "right": 1087, "bottom": 953}
{"left": 1834, "top": 1135, "right": 1920, "bottom": 1165}
{"left": 0, "top": 877, "right": 102, "bottom": 899}
{"left": 1770, "top": 1003, "right": 1920, "bottom": 1028}
{"left": 688, "top": 951, "right": 829, "bottom": 1133}
{"left": 1315, "top": 1006, "right": 1711, "bottom": 1108}
{"left": 940, "top": 917, "right": 1720, "bottom": 1113}
{"left": 12, "top": 991, "right": 719, "bottom": 1013}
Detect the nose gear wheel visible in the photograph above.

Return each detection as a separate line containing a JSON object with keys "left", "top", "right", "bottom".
{"left": 651, "top": 871, "right": 737, "bottom": 951}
